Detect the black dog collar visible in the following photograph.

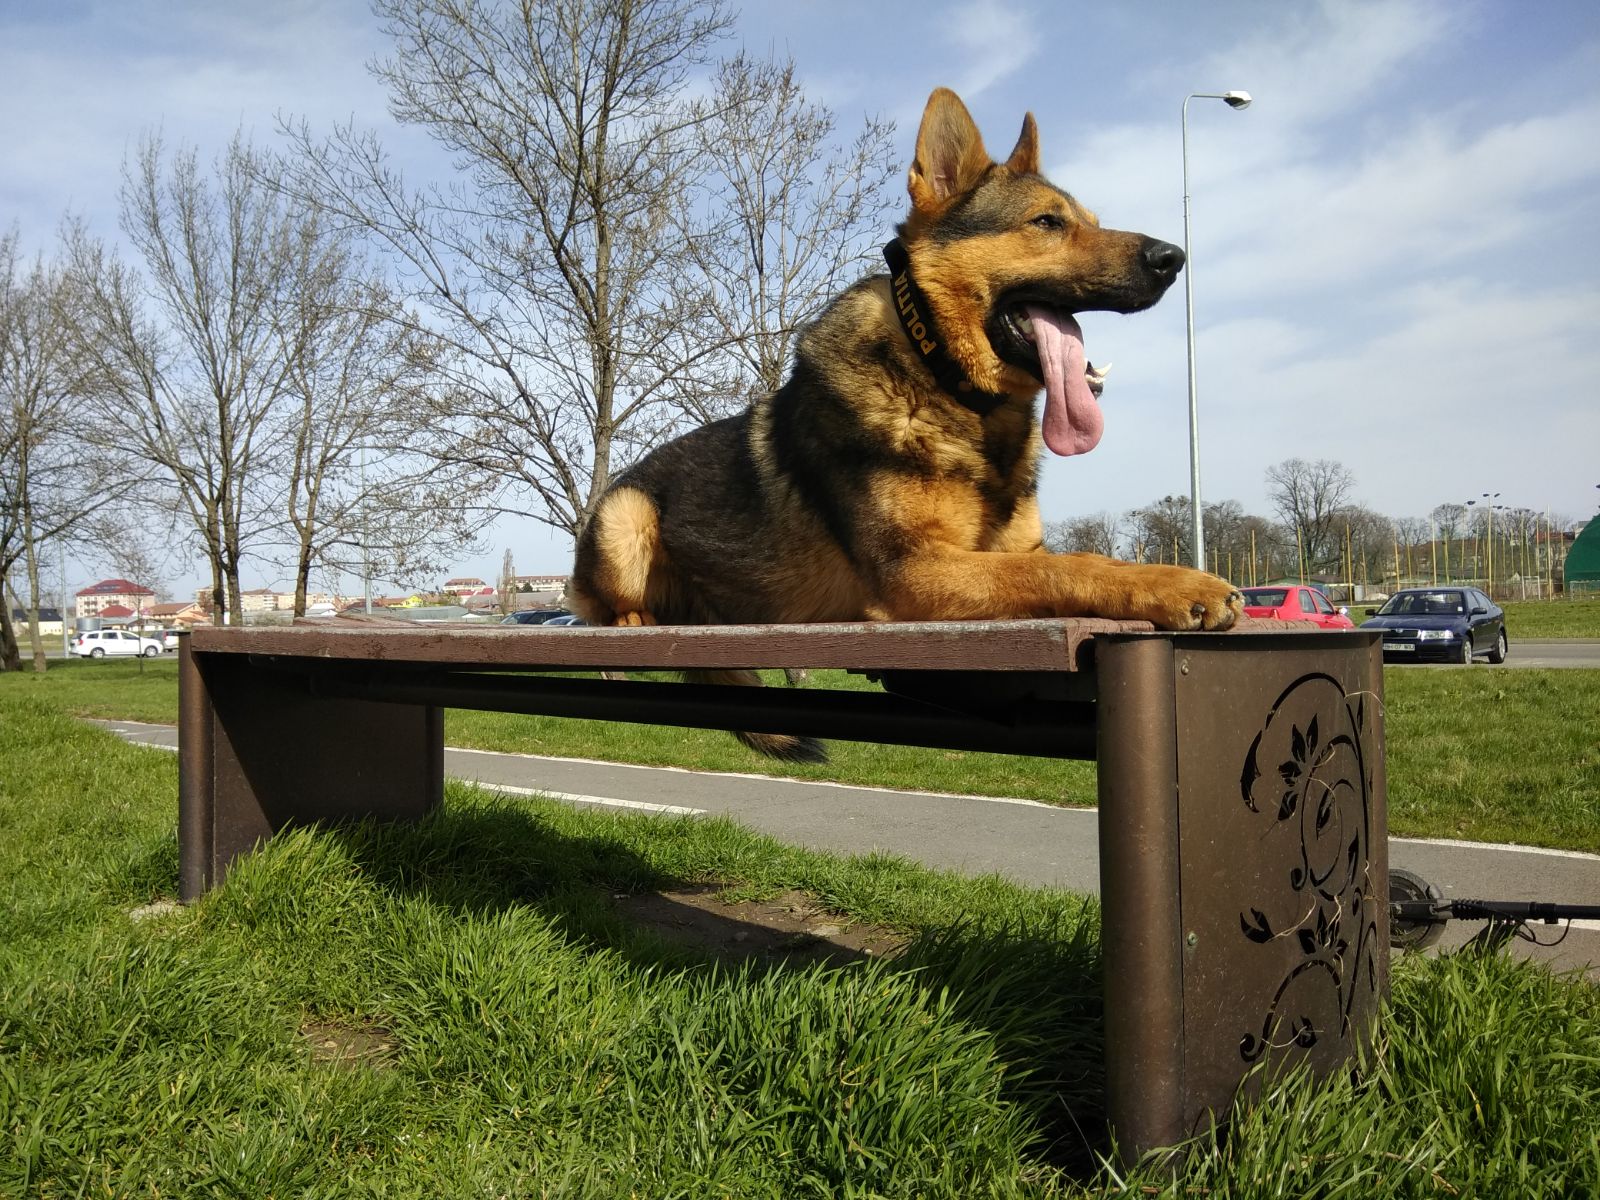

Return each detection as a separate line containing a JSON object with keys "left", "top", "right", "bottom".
{"left": 882, "top": 239, "right": 1008, "bottom": 415}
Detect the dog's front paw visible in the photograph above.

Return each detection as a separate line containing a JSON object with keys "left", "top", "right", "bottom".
{"left": 1129, "top": 567, "right": 1243, "bottom": 631}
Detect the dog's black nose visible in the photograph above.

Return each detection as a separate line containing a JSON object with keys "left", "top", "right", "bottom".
{"left": 1143, "top": 240, "right": 1186, "bottom": 278}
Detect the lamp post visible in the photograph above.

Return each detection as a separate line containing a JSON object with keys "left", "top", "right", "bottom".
{"left": 1481, "top": 491, "right": 1500, "bottom": 595}
{"left": 1182, "top": 89, "right": 1251, "bottom": 570}
{"left": 1465, "top": 499, "right": 1479, "bottom": 582}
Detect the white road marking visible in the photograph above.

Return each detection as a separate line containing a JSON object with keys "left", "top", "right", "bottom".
{"left": 1392, "top": 836, "right": 1600, "bottom": 862}
{"left": 472, "top": 779, "right": 704, "bottom": 817}
{"left": 446, "top": 745, "right": 1065, "bottom": 809}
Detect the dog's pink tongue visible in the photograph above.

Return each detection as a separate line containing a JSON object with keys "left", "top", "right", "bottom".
{"left": 1028, "top": 306, "right": 1102, "bottom": 456}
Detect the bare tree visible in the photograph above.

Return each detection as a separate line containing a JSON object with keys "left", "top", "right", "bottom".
{"left": 64, "top": 137, "right": 311, "bottom": 625}
{"left": 1429, "top": 502, "right": 1470, "bottom": 580}
{"left": 497, "top": 548, "right": 516, "bottom": 618}
{"left": 676, "top": 52, "right": 897, "bottom": 406}
{"left": 1200, "top": 498, "right": 1249, "bottom": 577}
{"left": 261, "top": 229, "right": 488, "bottom": 616}
{"left": 63, "top": 135, "right": 459, "bottom": 623}
{"left": 1393, "top": 516, "right": 1430, "bottom": 583}
{"left": 1127, "top": 495, "right": 1193, "bottom": 565}
{"left": 1430, "top": 503, "right": 1467, "bottom": 543}
{"left": 1043, "top": 511, "right": 1122, "bottom": 557}
{"left": 0, "top": 229, "right": 140, "bottom": 671}
{"left": 280, "top": 0, "right": 737, "bottom": 541}
{"left": 1330, "top": 505, "right": 1394, "bottom": 588}
{"left": 1265, "top": 458, "right": 1357, "bottom": 574}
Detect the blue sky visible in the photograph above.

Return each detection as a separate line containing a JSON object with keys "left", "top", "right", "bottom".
{"left": 4, "top": 0, "right": 1598, "bottom": 596}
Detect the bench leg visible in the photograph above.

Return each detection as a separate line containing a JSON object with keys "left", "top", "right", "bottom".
{"left": 1096, "top": 633, "right": 1387, "bottom": 1162}
{"left": 1096, "top": 636, "right": 1187, "bottom": 1157}
{"left": 178, "top": 642, "right": 444, "bottom": 899}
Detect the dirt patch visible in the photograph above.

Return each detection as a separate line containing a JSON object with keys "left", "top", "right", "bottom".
{"left": 614, "top": 885, "right": 906, "bottom": 969}
{"left": 128, "top": 899, "right": 183, "bottom": 922}
{"left": 300, "top": 1019, "right": 398, "bottom": 1069}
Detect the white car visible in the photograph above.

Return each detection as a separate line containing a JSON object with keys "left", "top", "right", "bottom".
{"left": 72, "top": 629, "right": 165, "bottom": 658}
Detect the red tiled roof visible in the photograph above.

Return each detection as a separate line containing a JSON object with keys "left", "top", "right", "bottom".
{"left": 99, "top": 604, "right": 136, "bottom": 617}
{"left": 76, "top": 578, "right": 155, "bottom": 597}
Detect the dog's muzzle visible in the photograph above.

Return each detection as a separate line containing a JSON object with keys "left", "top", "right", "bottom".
{"left": 1143, "top": 240, "right": 1185, "bottom": 282}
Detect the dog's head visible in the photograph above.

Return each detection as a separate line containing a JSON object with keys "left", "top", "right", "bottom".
{"left": 897, "top": 88, "right": 1184, "bottom": 456}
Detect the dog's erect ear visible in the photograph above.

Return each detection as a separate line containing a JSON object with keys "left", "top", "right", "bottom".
{"left": 1003, "top": 113, "right": 1040, "bottom": 176}
{"left": 908, "top": 88, "right": 992, "bottom": 215}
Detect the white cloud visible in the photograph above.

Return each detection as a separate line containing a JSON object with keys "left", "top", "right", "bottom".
{"left": 1186, "top": 0, "right": 1461, "bottom": 129}
{"left": 0, "top": 0, "right": 400, "bottom": 247}
{"left": 941, "top": 0, "right": 1041, "bottom": 100}
{"left": 1196, "top": 101, "right": 1600, "bottom": 305}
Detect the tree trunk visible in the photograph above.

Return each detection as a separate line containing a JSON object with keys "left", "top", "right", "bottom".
{"left": 294, "top": 554, "right": 312, "bottom": 619}
{"left": 210, "top": 556, "right": 227, "bottom": 627}
{"left": 22, "top": 535, "right": 46, "bottom": 672}
{"left": 0, "top": 583, "right": 20, "bottom": 672}
{"left": 17, "top": 492, "right": 47, "bottom": 671}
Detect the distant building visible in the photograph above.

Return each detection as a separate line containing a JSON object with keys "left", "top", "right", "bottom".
{"left": 184, "top": 587, "right": 350, "bottom": 622}
{"left": 148, "top": 601, "right": 208, "bottom": 627}
{"left": 513, "top": 573, "right": 568, "bottom": 593}
{"left": 338, "top": 594, "right": 422, "bottom": 613}
{"left": 75, "top": 578, "right": 156, "bottom": 619}
{"left": 1565, "top": 520, "right": 1600, "bottom": 595}
{"left": 9, "top": 608, "right": 65, "bottom": 638}
{"left": 238, "top": 588, "right": 281, "bottom": 615}
{"left": 438, "top": 572, "right": 568, "bottom": 609}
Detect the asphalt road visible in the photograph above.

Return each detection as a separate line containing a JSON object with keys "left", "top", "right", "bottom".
{"left": 1492, "top": 638, "right": 1600, "bottom": 668}
{"left": 96, "top": 718, "right": 1599, "bottom": 977}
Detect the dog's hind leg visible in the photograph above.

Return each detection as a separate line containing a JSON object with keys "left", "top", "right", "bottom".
{"left": 570, "top": 487, "right": 665, "bottom": 627}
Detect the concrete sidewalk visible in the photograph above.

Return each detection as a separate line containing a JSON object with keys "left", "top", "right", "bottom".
{"left": 96, "top": 719, "right": 1600, "bottom": 976}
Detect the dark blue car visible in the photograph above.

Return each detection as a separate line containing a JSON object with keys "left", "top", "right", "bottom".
{"left": 1360, "top": 587, "right": 1508, "bottom": 664}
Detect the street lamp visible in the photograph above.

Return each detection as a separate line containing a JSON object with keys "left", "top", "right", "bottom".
{"left": 1482, "top": 491, "right": 1500, "bottom": 594}
{"left": 1182, "top": 90, "right": 1251, "bottom": 570}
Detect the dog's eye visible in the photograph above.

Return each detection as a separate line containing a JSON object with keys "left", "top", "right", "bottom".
{"left": 1031, "top": 213, "right": 1066, "bottom": 231}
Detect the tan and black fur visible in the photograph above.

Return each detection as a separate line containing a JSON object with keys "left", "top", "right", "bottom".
{"left": 570, "top": 88, "right": 1243, "bottom": 759}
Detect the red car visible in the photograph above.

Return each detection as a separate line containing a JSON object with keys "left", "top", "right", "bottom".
{"left": 1240, "top": 585, "right": 1355, "bottom": 629}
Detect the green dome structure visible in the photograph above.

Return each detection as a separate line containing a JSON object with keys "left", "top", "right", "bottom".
{"left": 1565, "top": 519, "right": 1600, "bottom": 595}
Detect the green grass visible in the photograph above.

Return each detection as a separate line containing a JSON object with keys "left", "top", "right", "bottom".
{"left": 3, "top": 696, "right": 1599, "bottom": 1197}
{"left": 7, "top": 656, "right": 1598, "bottom": 853}
{"left": 1382, "top": 669, "right": 1600, "bottom": 851}
{"left": 1500, "top": 597, "right": 1600, "bottom": 639}
{"left": 0, "top": 654, "right": 181, "bottom": 724}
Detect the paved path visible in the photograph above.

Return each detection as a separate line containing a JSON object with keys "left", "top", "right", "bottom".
{"left": 1479, "top": 639, "right": 1600, "bottom": 669}
{"left": 97, "top": 719, "right": 1600, "bottom": 976}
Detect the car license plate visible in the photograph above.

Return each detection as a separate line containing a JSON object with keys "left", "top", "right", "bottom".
{"left": 1385, "top": 644, "right": 1414, "bottom": 652}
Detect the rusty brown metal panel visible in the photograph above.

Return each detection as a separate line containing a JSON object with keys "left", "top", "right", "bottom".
{"left": 176, "top": 633, "right": 215, "bottom": 901}
{"left": 188, "top": 616, "right": 1319, "bottom": 674}
{"left": 1095, "top": 635, "right": 1187, "bottom": 1157}
{"left": 195, "top": 652, "right": 445, "bottom": 890}
{"left": 1171, "top": 631, "right": 1387, "bottom": 1134}
{"left": 190, "top": 617, "right": 1119, "bottom": 672}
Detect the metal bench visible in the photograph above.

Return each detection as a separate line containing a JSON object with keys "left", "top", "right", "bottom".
{"left": 177, "top": 617, "right": 1388, "bottom": 1159}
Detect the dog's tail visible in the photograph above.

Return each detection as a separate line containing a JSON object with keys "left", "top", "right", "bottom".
{"left": 683, "top": 669, "right": 828, "bottom": 763}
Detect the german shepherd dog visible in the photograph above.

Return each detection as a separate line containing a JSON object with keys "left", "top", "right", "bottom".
{"left": 570, "top": 88, "right": 1243, "bottom": 759}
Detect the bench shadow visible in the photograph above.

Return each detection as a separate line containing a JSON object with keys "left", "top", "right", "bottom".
{"left": 321, "top": 800, "right": 1110, "bottom": 1167}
